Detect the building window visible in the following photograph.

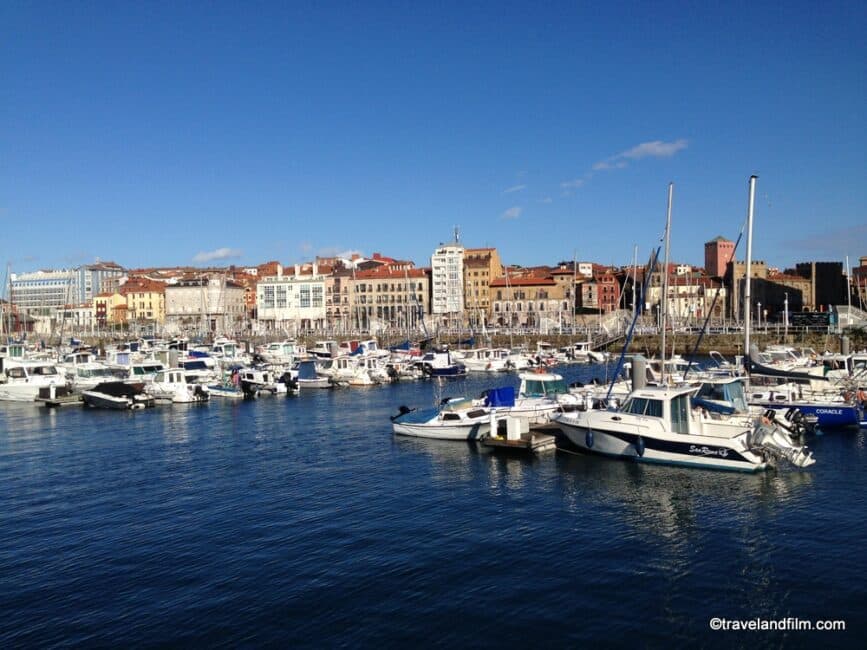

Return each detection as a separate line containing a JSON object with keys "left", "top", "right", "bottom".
{"left": 263, "top": 286, "right": 275, "bottom": 309}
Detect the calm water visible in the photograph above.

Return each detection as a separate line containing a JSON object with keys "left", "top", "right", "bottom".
{"left": 1, "top": 364, "right": 864, "bottom": 648}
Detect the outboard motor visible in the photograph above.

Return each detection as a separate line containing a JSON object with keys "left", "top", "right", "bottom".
{"left": 390, "top": 405, "right": 414, "bottom": 421}
{"left": 240, "top": 379, "right": 258, "bottom": 399}
{"left": 747, "top": 420, "right": 816, "bottom": 468}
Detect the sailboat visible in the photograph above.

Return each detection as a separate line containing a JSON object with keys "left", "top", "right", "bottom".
{"left": 554, "top": 180, "right": 816, "bottom": 471}
{"left": 740, "top": 179, "right": 864, "bottom": 430}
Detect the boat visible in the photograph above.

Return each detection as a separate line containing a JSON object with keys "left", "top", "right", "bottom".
{"left": 745, "top": 379, "right": 862, "bottom": 430}
{"left": 82, "top": 381, "right": 155, "bottom": 409}
{"left": 415, "top": 348, "right": 467, "bottom": 377}
{"left": 0, "top": 359, "right": 66, "bottom": 402}
{"left": 111, "top": 360, "right": 167, "bottom": 384}
{"left": 478, "top": 370, "right": 582, "bottom": 425}
{"left": 553, "top": 382, "right": 815, "bottom": 471}
{"left": 145, "top": 369, "right": 210, "bottom": 403}
{"left": 553, "top": 179, "right": 814, "bottom": 472}
{"left": 454, "top": 347, "right": 513, "bottom": 372}
{"left": 310, "top": 340, "right": 339, "bottom": 359}
{"left": 255, "top": 340, "right": 307, "bottom": 365}
{"left": 560, "top": 341, "right": 606, "bottom": 364}
{"left": 390, "top": 397, "right": 492, "bottom": 440}
{"left": 238, "top": 367, "right": 297, "bottom": 397}
{"left": 293, "top": 359, "right": 331, "bottom": 389}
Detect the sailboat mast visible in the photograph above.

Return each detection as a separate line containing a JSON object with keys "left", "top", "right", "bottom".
{"left": 744, "top": 175, "right": 757, "bottom": 362}
{"left": 631, "top": 245, "right": 638, "bottom": 319}
{"left": 660, "top": 182, "right": 673, "bottom": 382}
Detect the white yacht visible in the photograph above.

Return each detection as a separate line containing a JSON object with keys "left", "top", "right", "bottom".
{"left": 456, "top": 348, "right": 513, "bottom": 372}
{"left": 256, "top": 340, "right": 307, "bottom": 365}
{"left": 0, "top": 360, "right": 66, "bottom": 402}
{"left": 554, "top": 383, "right": 815, "bottom": 472}
{"left": 146, "top": 369, "right": 210, "bottom": 403}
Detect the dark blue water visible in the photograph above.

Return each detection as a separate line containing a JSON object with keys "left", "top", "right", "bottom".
{"left": 1, "top": 364, "right": 864, "bottom": 647}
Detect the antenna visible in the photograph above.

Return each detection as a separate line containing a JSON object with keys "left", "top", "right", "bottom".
{"left": 453, "top": 226, "right": 460, "bottom": 244}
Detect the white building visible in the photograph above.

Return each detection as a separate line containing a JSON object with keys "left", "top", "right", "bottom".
{"left": 9, "top": 263, "right": 125, "bottom": 314}
{"left": 256, "top": 264, "right": 327, "bottom": 333}
{"left": 431, "top": 244, "right": 464, "bottom": 317}
{"left": 9, "top": 269, "right": 78, "bottom": 313}
{"left": 164, "top": 276, "right": 246, "bottom": 335}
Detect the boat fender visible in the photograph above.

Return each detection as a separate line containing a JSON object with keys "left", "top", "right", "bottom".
{"left": 586, "top": 430, "right": 594, "bottom": 449}
{"left": 635, "top": 436, "right": 645, "bottom": 457}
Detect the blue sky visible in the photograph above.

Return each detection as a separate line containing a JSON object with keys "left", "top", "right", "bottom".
{"left": 2, "top": 1, "right": 865, "bottom": 275}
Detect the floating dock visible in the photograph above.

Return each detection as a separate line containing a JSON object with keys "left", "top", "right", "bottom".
{"left": 482, "top": 416, "right": 557, "bottom": 453}
{"left": 482, "top": 431, "right": 557, "bottom": 453}
{"left": 37, "top": 395, "right": 83, "bottom": 408}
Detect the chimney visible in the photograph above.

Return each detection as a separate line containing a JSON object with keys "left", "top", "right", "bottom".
{"left": 277, "top": 264, "right": 283, "bottom": 278}
{"left": 313, "top": 261, "right": 319, "bottom": 275}
{"left": 294, "top": 264, "right": 301, "bottom": 276}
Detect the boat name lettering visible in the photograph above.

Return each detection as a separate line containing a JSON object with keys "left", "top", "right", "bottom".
{"left": 815, "top": 409, "right": 842, "bottom": 415}
{"left": 688, "top": 445, "right": 729, "bottom": 458}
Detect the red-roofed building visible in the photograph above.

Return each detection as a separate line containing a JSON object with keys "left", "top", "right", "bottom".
{"left": 344, "top": 267, "right": 430, "bottom": 330}
{"left": 490, "top": 272, "right": 568, "bottom": 328}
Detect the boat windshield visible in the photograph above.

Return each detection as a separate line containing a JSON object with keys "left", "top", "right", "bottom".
{"left": 522, "top": 378, "right": 568, "bottom": 397}
{"left": 621, "top": 397, "right": 664, "bottom": 417}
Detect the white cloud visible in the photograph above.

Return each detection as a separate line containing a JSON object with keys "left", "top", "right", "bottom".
{"left": 538, "top": 197, "right": 553, "bottom": 204}
{"left": 318, "top": 246, "right": 365, "bottom": 259}
{"left": 560, "top": 178, "right": 585, "bottom": 189}
{"left": 193, "top": 247, "right": 242, "bottom": 263}
{"left": 621, "top": 139, "right": 688, "bottom": 160}
{"left": 503, "top": 184, "right": 527, "bottom": 194}
{"left": 501, "top": 206, "right": 522, "bottom": 220}
{"left": 593, "top": 138, "right": 688, "bottom": 172}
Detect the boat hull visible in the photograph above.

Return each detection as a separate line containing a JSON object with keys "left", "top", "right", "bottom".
{"left": 555, "top": 417, "right": 766, "bottom": 472}
{"left": 392, "top": 421, "right": 490, "bottom": 440}
{"left": 752, "top": 401, "right": 863, "bottom": 430}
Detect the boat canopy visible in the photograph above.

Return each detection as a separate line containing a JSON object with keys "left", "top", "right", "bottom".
{"left": 482, "top": 386, "right": 516, "bottom": 407}
{"left": 297, "top": 360, "right": 318, "bottom": 380}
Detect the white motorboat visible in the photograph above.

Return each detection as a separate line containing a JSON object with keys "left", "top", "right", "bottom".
{"left": 146, "top": 369, "right": 210, "bottom": 403}
{"left": 238, "top": 367, "right": 296, "bottom": 397}
{"left": 0, "top": 360, "right": 66, "bottom": 402}
{"left": 67, "top": 362, "right": 119, "bottom": 391}
{"left": 554, "top": 383, "right": 815, "bottom": 472}
{"left": 112, "top": 360, "right": 167, "bottom": 384}
{"left": 390, "top": 398, "right": 492, "bottom": 440}
{"left": 255, "top": 340, "right": 307, "bottom": 365}
{"left": 456, "top": 348, "right": 513, "bottom": 372}
{"left": 293, "top": 359, "right": 332, "bottom": 389}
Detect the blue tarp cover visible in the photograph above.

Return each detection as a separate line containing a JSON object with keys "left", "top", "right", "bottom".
{"left": 484, "top": 386, "right": 516, "bottom": 407}
{"left": 298, "top": 360, "right": 318, "bottom": 380}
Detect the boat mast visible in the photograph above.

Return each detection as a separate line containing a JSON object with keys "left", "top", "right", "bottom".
{"left": 631, "top": 244, "right": 638, "bottom": 319}
{"left": 743, "top": 175, "right": 757, "bottom": 365}
{"left": 660, "top": 182, "right": 673, "bottom": 383}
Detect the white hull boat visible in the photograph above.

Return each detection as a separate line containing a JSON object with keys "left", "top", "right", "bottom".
{"left": 390, "top": 398, "right": 492, "bottom": 440}
{"left": 554, "top": 384, "right": 815, "bottom": 472}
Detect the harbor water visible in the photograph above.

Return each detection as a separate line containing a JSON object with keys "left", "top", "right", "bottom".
{"left": 1, "top": 363, "right": 864, "bottom": 647}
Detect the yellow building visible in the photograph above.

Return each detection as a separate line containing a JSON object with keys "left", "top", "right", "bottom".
{"left": 93, "top": 292, "right": 127, "bottom": 326}
{"left": 121, "top": 279, "right": 167, "bottom": 325}
{"left": 463, "top": 248, "right": 503, "bottom": 325}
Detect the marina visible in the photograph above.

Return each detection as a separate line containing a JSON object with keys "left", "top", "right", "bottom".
{"left": 1, "top": 360, "right": 864, "bottom": 646}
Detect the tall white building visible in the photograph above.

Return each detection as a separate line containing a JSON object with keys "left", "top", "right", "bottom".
{"left": 431, "top": 244, "right": 465, "bottom": 316}
{"left": 9, "top": 262, "right": 125, "bottom": 314}
{"left": 256, "top": 264, "right": 327, "bottom": 332}
{"left": 9, "top": 269, "right": 78, "bottom": 313}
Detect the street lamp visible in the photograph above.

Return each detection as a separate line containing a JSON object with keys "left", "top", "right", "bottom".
{"left": 757, "top": 302, "right": 762, "bottom": 330}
